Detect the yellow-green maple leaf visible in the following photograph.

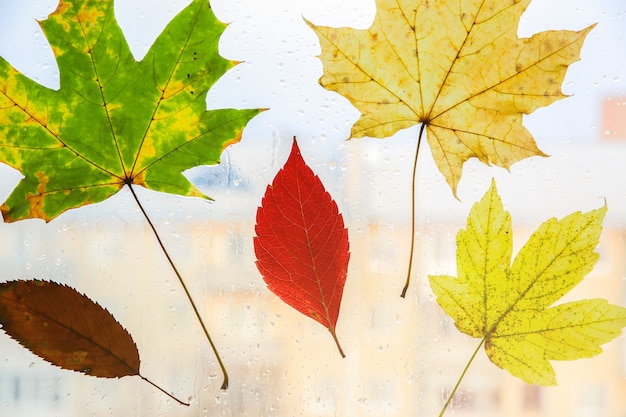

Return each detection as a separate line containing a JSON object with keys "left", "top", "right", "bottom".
{"left": 429, "top": 180, "right": 626, "bottom": 385}
{"left": 0, "top": 0, "right": 258, "bottom": 222}
{"left": 309, "top": 0, "right": 594, "bottom": 195}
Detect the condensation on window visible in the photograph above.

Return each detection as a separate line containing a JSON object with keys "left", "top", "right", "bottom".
{"left": 0, "top": 0, "right": 625, "bottom": 416}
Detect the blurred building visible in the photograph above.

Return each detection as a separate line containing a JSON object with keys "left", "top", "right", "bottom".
{"left": 2, "top": 159, "right": 626, "bottom": 417}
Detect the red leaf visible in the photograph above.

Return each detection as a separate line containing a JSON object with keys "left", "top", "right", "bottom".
{"left": 254, "top": 137, "right": 350, "bottom": 357}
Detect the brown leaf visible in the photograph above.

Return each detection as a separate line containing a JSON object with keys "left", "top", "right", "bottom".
{"left": 0, "top": 279, "right": 139, "bottom": 378}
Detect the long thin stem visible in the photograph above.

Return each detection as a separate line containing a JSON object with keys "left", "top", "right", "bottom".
{"left": 328, "top": 326, "right": 346, "bottom": 358}
{"left": 401, "top": 123, "right": 426, "bottom": 298}
{"left": 128, "top": 183, "right": 229, "bottom": 390}
{"left": 438, "top": 337, "right": 485, "bottom": 417}
{"left": 140, "top": 375, "right": 190, "bottom": 406}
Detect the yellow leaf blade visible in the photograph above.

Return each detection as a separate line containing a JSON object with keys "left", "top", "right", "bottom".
{"left": 429, "top": 181, "right": 626, "bottom": 385}
{"left": 431, "top": 179, "right": 511, "bottom": 336}
{"left": 426, "top": 121, "right": 546, "bottom": 195}
{"left": 310, "top": 0, "right": 594, "bottom": 194}
{"left": 489, "top": 300, "right": 626, "bottom": 385}
{"left": 429, "top": 275, "right": 482, "bottom": 338}
{"left": 509, "top": 206, "right": 606, "bottom": 311}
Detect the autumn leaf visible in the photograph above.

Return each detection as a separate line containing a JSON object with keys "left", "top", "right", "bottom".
{"left": 0, "top": 279, "right": 187, "bottom": 405}
{"left": 429, "top": 180, "right": 626, "bottom": 386}
{"left": 0, "top": 0, "right": 258, "bottom": 222}
{"left": 309, "top": 0, "right": 593, "bottom": 194}
{"left": 254, "top": 138, "right": 350, "bottom": 357}
{"left": 0, "top": 0, "right": 250, "bottom": 388}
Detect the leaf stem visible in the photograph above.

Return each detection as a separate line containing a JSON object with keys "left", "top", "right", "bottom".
{"left": 401, "top": 122, "right": 426, "bottom": 298}
{"left": 438, "top": 337, "right": 485, "bottom": 417}
{"left": 140, "top": 375, "right": 190, "bottom": 406}
{"left": 127, "top": 184, "right": 229, "bottom": 390}
{"left": 328, "top": 326, "right": 346, "bottom": 358}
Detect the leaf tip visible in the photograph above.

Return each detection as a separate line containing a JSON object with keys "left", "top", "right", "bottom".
{"left": 583, "top": 22, "right": 599, "bottom": 34}
{"left": 0, "top": 205, "right": 13, "bottom": 223}
{"left": 302, "top": 17, "right": 316, "bottom": 31}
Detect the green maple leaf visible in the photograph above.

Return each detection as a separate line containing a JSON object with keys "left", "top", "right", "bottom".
{"left": 429, "top": 180, "right": 626, "bottom": 385}
{"left": 0, "top": 0, "right": 258, "bottom": 222}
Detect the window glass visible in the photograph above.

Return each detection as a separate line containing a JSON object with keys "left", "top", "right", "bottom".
{"left": 1, "top": 0, "right": 625, "bottom": 416}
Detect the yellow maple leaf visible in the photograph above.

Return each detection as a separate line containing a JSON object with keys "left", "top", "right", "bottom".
{"left": 429, "top": 180, "right": 626, "bottom": 386}
{"left": 309, "top": 0, "right": 594, "bottom": 194}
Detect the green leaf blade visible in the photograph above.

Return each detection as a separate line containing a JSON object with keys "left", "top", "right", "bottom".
{"left": 0, "top": 0, "right": 259, "bottom": 222}
{"left": 41, "top": 0, "right": 130, "bottom": 174}
{"left": 131, "top": 0, "right": 258, "bottom": 196}
{"left": 0, "top": 55, "right": 124, "bottom": 221}
{"left": 0, "top": 61, "right": 61, "bottom": 169}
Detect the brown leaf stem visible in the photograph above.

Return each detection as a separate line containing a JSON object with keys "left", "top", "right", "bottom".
{"left": 127, "top": 183, "right": 229, "bottom": 390}
{"left": 438, "top": 337, "right": 485, "bottom": 417}
{"left": 328, "top": 326, "right": 346, "bottom": 358}
{"left": 140, "top": 375, "right": 190, "bottom": 406}
{"left": 401, "top": 122, "right": 426, "bottom": 298}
